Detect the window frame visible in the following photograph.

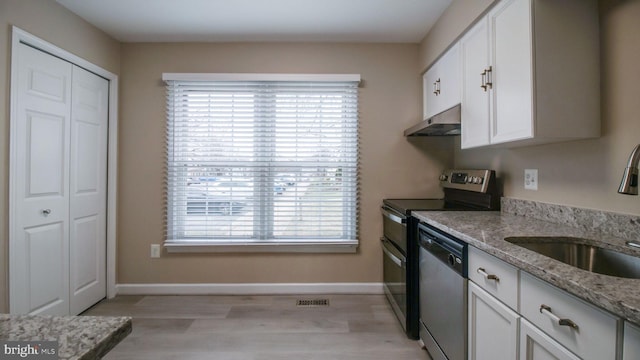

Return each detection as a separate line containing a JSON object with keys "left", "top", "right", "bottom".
{"left": 163, "top": 73, "right": 360, "bottom": 253}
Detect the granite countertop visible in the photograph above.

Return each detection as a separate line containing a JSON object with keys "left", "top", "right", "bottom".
{"left": 413, "top": 210, "right": 640, "bottom": 326}
{"left": 0, "top": 314, "right": 132, "bottom": 359}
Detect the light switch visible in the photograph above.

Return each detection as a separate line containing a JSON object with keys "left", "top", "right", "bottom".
{"left": 150, "top": 244, "right": 161, "bottom": 258}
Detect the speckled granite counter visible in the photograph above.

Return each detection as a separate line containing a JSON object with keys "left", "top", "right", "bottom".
{"left": 413, "top": 210, "right": 640, "bottom": 326}
{"left": 0, "top": 314, "right": 132, "bottom": 359}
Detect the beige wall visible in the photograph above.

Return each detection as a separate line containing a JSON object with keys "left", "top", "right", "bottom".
{"left": 118, "top": 42, "right": 453, "bottom": 284}
{"left": 419, "top": 0, "right": 640, "bottom": 216}
{"left": 418, "top": 0, "right": 496, "bottom": 73}
{"left": 0, "top": 0, "right": 120, "bottom": 312}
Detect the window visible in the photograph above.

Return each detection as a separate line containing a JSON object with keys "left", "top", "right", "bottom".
{"left": 163, "top": 73, "right": 360, "bottom": 252}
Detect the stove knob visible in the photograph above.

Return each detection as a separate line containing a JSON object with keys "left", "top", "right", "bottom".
{"left": 439, "top": 174, "right": 448, "bottom": 181}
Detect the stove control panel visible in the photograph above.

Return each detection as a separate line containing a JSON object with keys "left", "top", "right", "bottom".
{"left": 439, "top": 169, "right": 495, "bottom": 193}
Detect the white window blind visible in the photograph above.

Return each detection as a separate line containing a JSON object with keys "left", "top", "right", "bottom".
{"left": 164, "top": 74, "right": 359, "bottom": 252}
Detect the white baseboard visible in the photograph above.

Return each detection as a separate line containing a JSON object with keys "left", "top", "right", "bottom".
{"left": 115, "top": 283, "right": 384, "bottom": 296}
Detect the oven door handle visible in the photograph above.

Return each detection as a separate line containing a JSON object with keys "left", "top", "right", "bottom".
{"left": 381, "top": 239, "right": 404, "bottom": 268}
{"left": 381, "top": 207, "right": 406, "bottom": 224}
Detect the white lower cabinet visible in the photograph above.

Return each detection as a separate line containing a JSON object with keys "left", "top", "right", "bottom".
{"left": 468, "top": 281, "right": 519, "bottom": 360}
{"left": 520, "top": 318, "right": 581, "bottom": 360}
{"left": 468, "top": 246, "right": 626, "bottom": 359}
{"left": 624, "top": 321, "right": 640, "bottom": 360}
{"left": 520, "top": 272, "right": 619, "bottom": 360}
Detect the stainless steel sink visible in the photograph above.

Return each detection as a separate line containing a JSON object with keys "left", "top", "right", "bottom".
{"left": 505, "top": 236, "right": 640, "bottom": 279}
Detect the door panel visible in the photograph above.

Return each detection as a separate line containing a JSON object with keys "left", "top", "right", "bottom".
{"left": 27, "top": 112, "right": 66, "bottom": 196}
{"left": 11, "top": 43, "right": 72, "bottom": 315}
{"left": 74, "top": 121, "right": 100, "bottom": 192}
{"left": 27, "top": 67, "right": 67, "bottom": 102}
{"left": 26, "top": 223, "right": 66, "bottom": 314}
{"left": 69, "top": 65, "right": 108, "bottom": 315}
{"left": 72, "top": 216, "right": 99, "bottom": 292}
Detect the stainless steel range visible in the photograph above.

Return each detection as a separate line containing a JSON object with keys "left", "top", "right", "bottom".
{"left": 381, "top": 169, "right": 500, "bottom": 340}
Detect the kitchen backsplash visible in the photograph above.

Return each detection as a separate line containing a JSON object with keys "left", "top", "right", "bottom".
{"left": 501, "top": 198, "right": 640, "bottom": 242}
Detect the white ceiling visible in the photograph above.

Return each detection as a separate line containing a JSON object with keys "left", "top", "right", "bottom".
{"left": 56, "top": 0, "right": 452, "bottom": 43}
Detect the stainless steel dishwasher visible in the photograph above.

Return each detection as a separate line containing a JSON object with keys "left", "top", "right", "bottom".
{"left": 418, "top": 222, "right": 468, "bottom": 360}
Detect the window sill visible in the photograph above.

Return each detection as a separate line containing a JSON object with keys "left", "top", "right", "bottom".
{"left": 164, "top": 240, "right": 359, "bottom": 253}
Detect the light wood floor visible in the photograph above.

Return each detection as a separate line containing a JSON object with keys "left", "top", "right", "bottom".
{"left": 83, "top": 294, "right": 430, "bottom": 359}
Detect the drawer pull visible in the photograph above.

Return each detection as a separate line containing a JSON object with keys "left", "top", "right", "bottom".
{"left": 477, "top": 267, "right": 500, "bottom": 282}
{"left": 539, "top": 304, "right": 579, "bottom": 330}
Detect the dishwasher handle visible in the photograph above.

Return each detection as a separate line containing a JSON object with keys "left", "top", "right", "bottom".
{"left": 418, "top": 230, "right": 436, "bottom": 249}
{"left": 418, "top": 223, "right": 467, "bottom": 277}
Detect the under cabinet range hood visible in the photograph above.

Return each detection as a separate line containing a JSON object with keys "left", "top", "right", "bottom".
{"left": 403, "top": 104, "right": 461, "bottom": 137}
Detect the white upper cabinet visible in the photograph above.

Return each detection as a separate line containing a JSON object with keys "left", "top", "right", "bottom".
{"left": 423, "top": 43, "right": 460, "bottom": 120}
{"left": 460, "top": 18, "right": 490, "bottom": 149}
{"left": 460, "top": 0, "right": 600, "bottom": 148}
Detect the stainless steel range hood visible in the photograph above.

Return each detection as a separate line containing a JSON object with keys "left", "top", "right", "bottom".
{"left": 404, "top": 104, "right": 461, "bottom": 137}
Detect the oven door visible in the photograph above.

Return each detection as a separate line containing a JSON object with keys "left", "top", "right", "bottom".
{"left": 381, "top": 237, "right": 407, "bottom": 330}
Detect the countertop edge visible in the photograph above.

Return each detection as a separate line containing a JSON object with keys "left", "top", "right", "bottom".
{"left": 0, "top": 315, "right": 133, "bottom": 360}
{"left": 77, "top": 317, "right": 132, "bottom": 360}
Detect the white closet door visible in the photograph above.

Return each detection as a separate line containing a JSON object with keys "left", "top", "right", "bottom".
{"left": 69, "top": 65, "right": 108, "bottom": 315}
{"left": 11, "top": 43, "right": 72, "bottom": 315}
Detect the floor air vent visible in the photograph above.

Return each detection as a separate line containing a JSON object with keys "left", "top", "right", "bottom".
{"left": 296, "top": 299, "right": 330, "bottom": 307}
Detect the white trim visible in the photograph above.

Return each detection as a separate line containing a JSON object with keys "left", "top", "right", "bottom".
{"left": 164, "top": 240, "right": 358, "bottom": 253}
{"left": 9, "top": 27, "right": 119, "bottom": 310}
{"left": 116, "top": 283, "right": 383, "bottom": 296}
{"left": 161, "top": 72, "right": 361, "bottom": 83}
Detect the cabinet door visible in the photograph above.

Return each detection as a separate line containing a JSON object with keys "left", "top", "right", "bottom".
{"left": 520, "top": 319, "right": 581, "bottom": 360}
{"left": 624, "top": 322, "right": 640, "bottom": 360}
{"left": 423, "top": 64, "right": 440, "bottom": 120}
{"left": 460, "top": 18, "right": 491, "bottom": 149}
{"left": 468, "top": 282, "right": 519, "bottom": 360}
{"left": 437, "top": 43, "right": 460, "bottom": 113}
{"left": 490, "top": 0, "right": 534, "bottom": 144}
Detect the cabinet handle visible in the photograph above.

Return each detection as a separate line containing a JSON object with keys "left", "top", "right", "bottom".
{"left": 481, "top": 67, "right": 493, "bottom": 91}
{"left": 539, "top": 304, "right": 579, "bottom": 330}
{"left": 477, "top": 267, "right": 500, "bottom": 282}
{"left": 42, "top": 209, "right": 51, "bottom": 216}
{"left": 485, "top": 66, "right": 493, "bottom": 90}
{"left": 434, "top": 78, "right": 441, "bottom": 95}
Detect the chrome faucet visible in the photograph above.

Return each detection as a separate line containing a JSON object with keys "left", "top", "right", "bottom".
{"left": 619, "top": 144, "right": 640, "bottom": 195}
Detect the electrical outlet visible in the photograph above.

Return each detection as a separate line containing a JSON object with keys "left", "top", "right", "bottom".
{"left": 524, "top": 169, "right": 538, "bottom": 190}
{"left": 150, "top": 244, "right": 161, "bottom": 258}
